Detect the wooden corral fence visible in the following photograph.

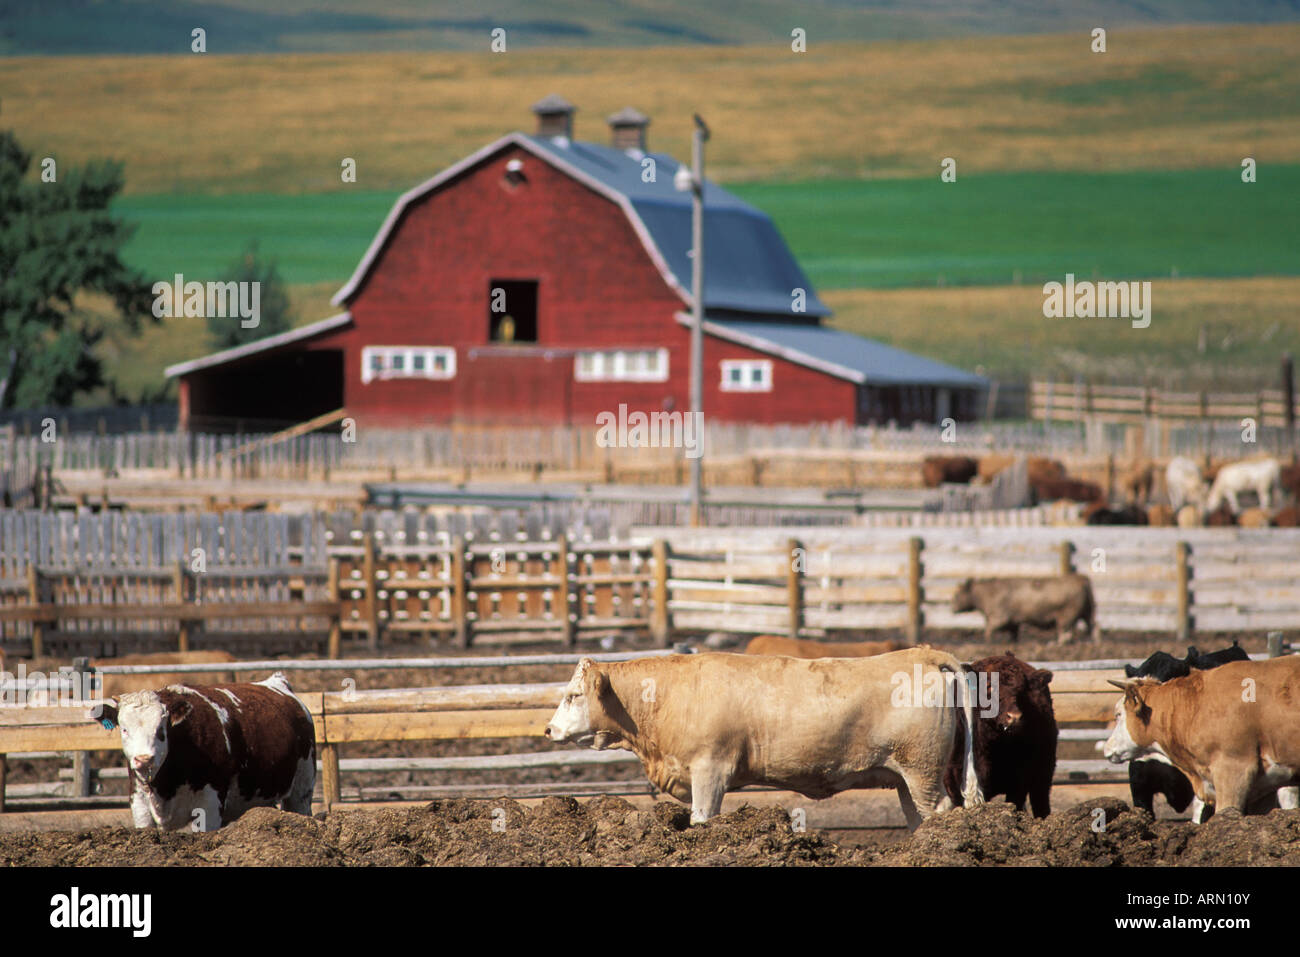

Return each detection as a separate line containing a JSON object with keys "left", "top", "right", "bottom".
{"left": 649, "top": 526, "right": 1300, "bottom": 640}
{"left": 2, "top": 515, "right": 1299, "bottom": 657}
{"left": 5, "top": 417, "right": 1286, "bottom": 488}
{"left": 12, "top": 647, "right": 1280, "bottom": 819}
{"left": 0, "top": 650, "right": 680, "bottom": 814}
{"left": 1033, "top": 379, "right": 1300, "bottom": 427}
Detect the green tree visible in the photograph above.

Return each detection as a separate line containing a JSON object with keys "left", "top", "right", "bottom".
{"left": 207, "top": 241, "right": 293, "bottom": 350}
{"left": 0, "top": 130, "right": 153, "bottom": 408}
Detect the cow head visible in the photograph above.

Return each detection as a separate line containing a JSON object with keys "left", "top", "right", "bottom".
{"left": 544, "top": 658, "right": 617, "bottom": 749}
{"left": 1103, "top": 678, "right": 1157, "bottom": 762}
{"left": 104, "top": 690, "right": 194, "bottom": 783}
{"left": 950, "top": 579, "right": 976, "bottom": 612}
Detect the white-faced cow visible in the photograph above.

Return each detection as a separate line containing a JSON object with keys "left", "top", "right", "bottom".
{"left": 94, "top": 672, "right": 316, "bottom": 831}
{"left": 1104, "top": 656, "right": 1300, "bottom": 817}
{"left": 950, "top": 574, "right": 1095, "bottom": 644}
{"left": 543, "top": 649, "right": 983, "bottom": 828}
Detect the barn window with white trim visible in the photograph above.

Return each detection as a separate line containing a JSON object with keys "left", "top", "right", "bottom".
{"left": 574, "top": 348, "right": 668, "bottom": 382}
{"left": 361, "top": 346, "right": 456, "bottom": 383}
{"left": 720, "top": 359, "right": 772, "bottom": 392}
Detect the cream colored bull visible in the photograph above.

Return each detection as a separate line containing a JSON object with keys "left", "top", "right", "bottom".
{"left": 544, "top": 649, "right": 982, "bottom": 828}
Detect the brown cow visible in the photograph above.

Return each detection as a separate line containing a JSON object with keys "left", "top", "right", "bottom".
{"left": 1272, "top": 506, "right": 1300, "bottom": 527}
{"left": 1027, "top": 457, "right": 1067, "bottom": 484}
{"left": 1281, "top": 463, "right": 1300, "bottom": 499}
{"left": 944, "top": 653, "right": 1057, "bottom": 818}
{"left": 951, "top": 575, "right": 1095, "bottom": 644}
{"left": 1121, "top": 462, "right": 1156, "bottom": 505}
{"left": 743, "top": 635, "right": 901, "bottom": 658}
{"left": 1031, "top": 476, "right": 1103, "bottom": 504}
{"left": 976, "top": 454, "right": 1016, "bottom": 484}
{"left": 93, "top": 650, "right": 238, "bottom": 701}
{"left": 921, "top": 455, "right": 978, "bottom": 488}
{"left": 1205, "top": 502, "right": 1237, "bottom": 527}
{"left": 1237, "top": 507, "right": 1272, "bottom": 529}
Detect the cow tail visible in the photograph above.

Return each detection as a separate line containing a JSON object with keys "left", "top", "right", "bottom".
{"left": 954, "top": 664, "right": 984, "bottom": 807}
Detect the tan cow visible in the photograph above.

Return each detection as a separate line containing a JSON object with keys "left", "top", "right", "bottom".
{"left": 951, "top": 575, "right": 1095, "bottom": 644}
{"left": 93, "top": 650, "right": 237, "bottom": 700}
{"left": 1105, "top": 657, "right": 1300, "bottom": 815}
{"left": 544, "top": 649, "right": 983, "bottom": 827}
{"left": 743, "top": 635, "right": 900, "bottom": 658}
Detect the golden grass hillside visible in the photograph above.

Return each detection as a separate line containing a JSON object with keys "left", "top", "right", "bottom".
{"left": 4, "top": 24, "right": 1298, "bottom": 193}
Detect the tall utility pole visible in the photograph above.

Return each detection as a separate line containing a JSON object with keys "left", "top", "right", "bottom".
{"left": 686, "top": 114, "right": 709, "bottom": 526}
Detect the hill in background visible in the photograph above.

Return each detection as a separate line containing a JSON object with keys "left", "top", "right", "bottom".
{"left": 3, "top": 0, "right": 1300, "bottom": 55}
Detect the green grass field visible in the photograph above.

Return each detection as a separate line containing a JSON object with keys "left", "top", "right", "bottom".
{"left": 115, "top": 166, "right": 1300, "bottom": 291}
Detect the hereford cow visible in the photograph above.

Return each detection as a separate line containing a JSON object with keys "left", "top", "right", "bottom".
{"left": 543, "top": 649, "right": 982, "bottom": 828}
{"left": 943, "top": 653, "right": 1056, "bottom": 818}
{"left": 921, "top": 455, "right": 978, "bottom": 488}
{"left": 1205, "top": 458, "right": 1281, "bottom": 514}
{"left": 743, "top": 635, "right": 900, "bottom": 658}
{"left": 93, "top": 672, "right": 316, "bottom": 831}
{"left": 951, "top": 574, "right": 1095, "bottom": 644}
{"left": 1105, "top": 656, "right": 1300, "bottom": 817}
{"left": 93, "top": 650, "right": 238, "bottom": 701}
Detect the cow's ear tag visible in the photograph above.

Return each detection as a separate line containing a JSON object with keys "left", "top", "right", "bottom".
{"left": 100, "top": 718, "right": 116, "bottom": 730}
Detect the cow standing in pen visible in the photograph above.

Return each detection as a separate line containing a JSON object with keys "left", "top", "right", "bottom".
{"left": 950, "top": 574, "right": 1096, "bottom": 644}
{"left": 544, "top": 649, "right": 983, "bottom": 829}
{"left": 93, "top": 672, "right": 316, "bottom": 831}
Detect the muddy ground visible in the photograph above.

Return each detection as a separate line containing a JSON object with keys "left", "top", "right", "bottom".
{"left": 5, "top": 797, "right": 1300, "bottom": 866}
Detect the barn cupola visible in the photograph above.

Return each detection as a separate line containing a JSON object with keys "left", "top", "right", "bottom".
{"left": 532, "top": 93, "right": 576, "bottom": 144}
{"left": 607, "top": 106, "right": 649, "bottom": 155}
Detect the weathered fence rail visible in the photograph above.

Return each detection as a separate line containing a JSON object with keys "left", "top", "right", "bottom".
{"left": 8, "top": 647, "right": 1276, "bottom": 818}
{"left": 2, "top": 516, "right": 1298, "bottom": 656}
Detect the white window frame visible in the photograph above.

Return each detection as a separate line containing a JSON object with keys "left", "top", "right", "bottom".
{"left": 361, "top": 346, "right": 456, "bottom": 384}
{"left": 573, "top": 348, "right": 669, "bottom": 383}
{"left": 720, "top": 359, "right": 773, "bottom": 393}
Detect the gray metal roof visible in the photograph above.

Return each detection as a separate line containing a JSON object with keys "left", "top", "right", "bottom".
{"left": 700, "top": 317, "right": 988, "bottom": 388}
{"left": 524, "top": 135, "right": 830, "bottom": 318}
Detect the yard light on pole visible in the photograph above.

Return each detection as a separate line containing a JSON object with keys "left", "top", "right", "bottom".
{"left": 676, "top": 113, "right": 709, "bottom": 527}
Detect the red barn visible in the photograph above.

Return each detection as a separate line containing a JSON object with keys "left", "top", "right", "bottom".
{"left": 167, "top": 96, "right": 985, "bottom": 431}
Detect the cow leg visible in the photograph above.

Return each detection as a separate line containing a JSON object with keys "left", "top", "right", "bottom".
{"left": 896, "top": 769, "right": 945, "bottom": 830}
{"left": 1279, "top": 786, "right": 1300, "bottom": 810}
{"left": 687, "top": 759, "right": 728, "bottom": 824}
{"left": 1029, "top": 776, "right": 1052, "bottom": 819}
{"left": 1209, "top": 761, "right": 1255, "bottom": 816}
{"left": 130, "top": 785, "right": 157, "bottom": 829}
{"left": 282, "top": 751, "right": 317, "bottom": 816}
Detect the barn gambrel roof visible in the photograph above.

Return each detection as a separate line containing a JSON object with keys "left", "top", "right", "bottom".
{"left": 332, "top": 132, "right": 830, "bottom": 319}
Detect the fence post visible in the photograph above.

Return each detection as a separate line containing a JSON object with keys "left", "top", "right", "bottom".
{"left": 362, "top": 531, "right": 379, "bottom": 653}
{"left": 558, "top": 535, "right": 576, "bottom": 647}
{"left": 327, "top": 557, "right": 342, "bottom": 659}
{"left": 70, "top": 656, "right": 92, "bottom": 799}
{"left": 0, "top": 754, "right": 6, "bottom": 813}
{"left": 321, "top": 743, "right": 340, "bottom": 810}
{"left": 28, "top": 564, "right": 42, "bottom": 659}
{"left": 1175, "top": 541, "right": 1191, "bottom": 641}
{"left": 174, "top": 561, "right": 190, "bottom": 653}
{"left": 1058, "top": 541, "right": 1073, "bottom": 575}
{"left": 451, "top": 537, "right": 471, "bottom": 649}
{"left": 906, "top": 536, "right": 923, "bottom": 645}
{"left": 651, "top": 539, "right": 671, "bottom": 647}
{"left": 1268, "top": 631, "right": 1285, "bottom": 658}
{"left": 786, "top": 538, "right": 803, "bottom": 639}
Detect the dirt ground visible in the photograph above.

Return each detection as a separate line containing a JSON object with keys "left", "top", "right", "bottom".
{"left": 5, "top": 797, "right": 1300, "bottom": 866}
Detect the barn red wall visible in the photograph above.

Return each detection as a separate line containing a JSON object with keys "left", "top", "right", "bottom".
{"left": 283, "top": 143, "right": 854, "bottom": 427}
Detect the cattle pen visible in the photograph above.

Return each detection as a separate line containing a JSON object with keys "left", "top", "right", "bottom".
{"left": 0, "top": 643, "right": 1290, "bottom": 835}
